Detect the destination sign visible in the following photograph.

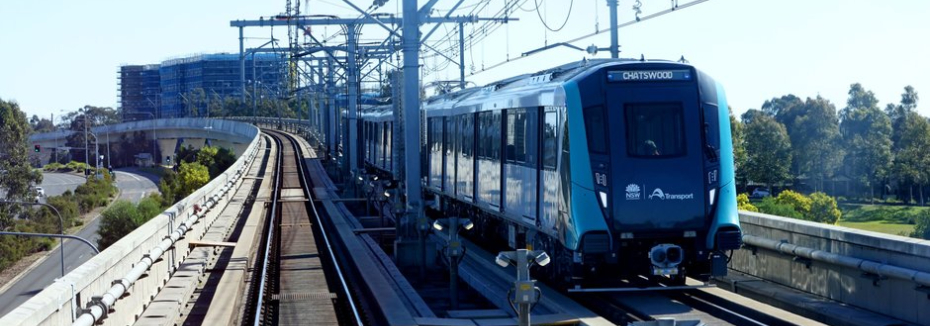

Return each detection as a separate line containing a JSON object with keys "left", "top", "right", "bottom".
{"left": 607, "top": 69, "right": 692, "bottom": 82}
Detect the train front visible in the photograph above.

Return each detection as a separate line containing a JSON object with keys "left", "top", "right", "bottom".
{"left": 571, "top": 61, "right": 741, "bottom": 281}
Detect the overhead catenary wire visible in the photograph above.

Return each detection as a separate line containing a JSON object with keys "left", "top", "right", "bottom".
{"left": 534, "top": 0, "right": 574, "bottom": 32}
{"left": 468, "top": 0, "right": 710, "bottom": 76}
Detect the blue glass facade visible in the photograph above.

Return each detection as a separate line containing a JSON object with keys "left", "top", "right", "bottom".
{"left": 159, "top": 53, "right": 286, "bottom": 117}
{"left": 120, "top": 53, "right": 286, "bottom": 119}
{"left": 118, "top": 64, "right": 161, "bottom": 120}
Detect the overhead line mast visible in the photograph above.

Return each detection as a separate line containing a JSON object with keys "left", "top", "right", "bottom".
{"left": 230, "top": 1, "right": 513, "bottom": 271}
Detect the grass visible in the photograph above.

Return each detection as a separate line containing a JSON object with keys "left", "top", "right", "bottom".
{"left": 839, "top": 205, "right": 929, "bottom": 224}
{"left": 837, "top": 220, "right": 915, "bottom": 237}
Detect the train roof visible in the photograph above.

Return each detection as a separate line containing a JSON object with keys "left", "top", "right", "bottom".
{"left": 360, "top": 58, "right": 695, "bottom": 118}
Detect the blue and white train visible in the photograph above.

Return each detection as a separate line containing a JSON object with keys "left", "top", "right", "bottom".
{"left": 360, "top": 59, "right": 742, "bottom": 285}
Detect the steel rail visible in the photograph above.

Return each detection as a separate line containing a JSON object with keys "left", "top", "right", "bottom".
{"left": 278, "top": 130, "right": 363, "bottom": 325}
{"left": 252, "top": 133, "right": 283, "bottom": 326}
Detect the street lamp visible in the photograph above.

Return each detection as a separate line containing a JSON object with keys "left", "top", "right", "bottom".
{"left": 0, "top": 201, "right": 67, "bottom": 278}
{"left": 79, "top": 108, "right": 90, "bottom": 176}
{"left": 495, "top": 249, "right": 550, "bottom": 326}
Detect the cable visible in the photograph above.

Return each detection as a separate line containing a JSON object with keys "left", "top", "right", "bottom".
{"left": 534, "top": 0, "right": 573, "bottom": 32}
{"left": 468, "top": 0, "right": 710, "bottom": 76}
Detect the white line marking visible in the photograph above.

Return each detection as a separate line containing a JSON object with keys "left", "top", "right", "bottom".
{"left": 116, "top": 172, "right": 142, "bottom": 182}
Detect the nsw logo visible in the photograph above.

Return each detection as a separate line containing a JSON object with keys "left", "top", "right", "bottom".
{"left": 625, "top": 184, "right": 642, "bottom": 200}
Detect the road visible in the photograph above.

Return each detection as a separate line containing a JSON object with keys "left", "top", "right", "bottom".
{"left": 0, "top": 169, "right": 160, "bottom": 317}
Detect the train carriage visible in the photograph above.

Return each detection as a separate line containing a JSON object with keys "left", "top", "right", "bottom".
{"left": 360, "top": 58, "right": 742, "bottom": 286}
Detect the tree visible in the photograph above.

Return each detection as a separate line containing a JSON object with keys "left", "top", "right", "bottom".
{"left": 730, "top": 107, "right": 748, "bottom": 187}
{"left": 888, "top": 86, "right": 920, "bottom": 147}
{"left": 178, "top": 162, "right": 210, "bottom": 198}
{"left": 761, "top": 94, "right": 803, "bottom": 119}
{"left": 196, "top": 145, "right": 218, "bottom": 170}
{"left": 774, "top": 96, "right": 843, "bottom": 191}
{"left": 29, "top": 115, "right": 55, "bottom": 133}
{"left": 0, "top": 98, "right": 43, "bottom": 228}
{"left": 892, "top": 111, "right": 930, "bottom": 205}
{"left": 743, "top": 114, "right": 792, "bottom": 190}
{"left": 840, "top": 83, "right": 893, "bottom": 201}
{"left": 740, "top": 108, "right": 766, "bottom": 125}
{"left": 63, "top": 105, "right": 120, "bottom": 165}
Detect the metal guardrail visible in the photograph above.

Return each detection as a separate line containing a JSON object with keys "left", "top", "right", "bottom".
{"left": 742, "top": 234, "right": 930, "bottom": 288}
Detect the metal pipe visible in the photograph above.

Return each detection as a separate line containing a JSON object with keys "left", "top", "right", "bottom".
{"left": 742, "top": 234, "right": 930, "bottom": 287}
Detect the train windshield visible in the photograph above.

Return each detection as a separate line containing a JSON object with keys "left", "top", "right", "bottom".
{"left": 623, "top": 103, "right": 686, "bottom": 158}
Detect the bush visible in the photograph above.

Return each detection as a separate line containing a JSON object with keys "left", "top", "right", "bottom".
{"left": 45, "top": 195, "right": 80, "bottom": 227}
{"left": 96, "top": 197, "right": 165, "bottom": 250}
{"left": 756, "top": 196, "right": 804, "bottom": 219}
{"left": 43, "top": 162, "right": 65, "bottom": 172}
{"left": 96, "top": 201, "right": 142, "bottom": 250}
{"left": 775, "top": 190, "right": 812, "bottom": 216}
{"left": 809, "top": 192, "right": 842, "bottom": 224}
{"left": 65, "top": 161, "right": 90, "bottom": 172}
{"left": 737, "top": 193, "right": 758, "bottom": 212}
{"left": 912, "top": 210, "right": 930, "bottom": 240}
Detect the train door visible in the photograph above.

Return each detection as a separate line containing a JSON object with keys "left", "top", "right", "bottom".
{"left": 504, "top": 108, "right": 538, "bottom": 221}
{"left": 444, "top": 116, "right": 454, "bottom": 196}
{"left": 539, "top": 107, "right": 560, "bottom": 229}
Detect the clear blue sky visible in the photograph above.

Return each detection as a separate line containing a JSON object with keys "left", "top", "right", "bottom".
{"left": 1, "top": 0, "right": 928, "bottom": 122}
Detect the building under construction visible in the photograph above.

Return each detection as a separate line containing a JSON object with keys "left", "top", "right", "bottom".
{"left": 119, "top": 53, "right": 286, "bottom": 119}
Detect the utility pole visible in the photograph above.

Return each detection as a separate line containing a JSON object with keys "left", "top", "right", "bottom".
{"left": 83, "top": 109, "right": 89, "bottom": 177}
{"left": 326, "top": 58, "right": 337, "bottom": 159}
{"left": 608, "top": 0, "right": 619, "bottom": 58}
{"left": 239, "top": 26, "right": 246, "bottom": 102}
{"left": 347, "top": 23, "right": 360, "bottom": 180}
{"left": 402, "top": 0, "right": 427, "bottom": 275}
{"left": 458, "top": 21, "right": 466, "bottom": 89}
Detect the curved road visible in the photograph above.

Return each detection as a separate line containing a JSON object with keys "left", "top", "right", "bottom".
{"left": 0, "top": 169, "right": 160, "bottom": 317}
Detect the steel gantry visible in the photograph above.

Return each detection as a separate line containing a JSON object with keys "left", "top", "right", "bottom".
{"left": 230, "top": 0, "right": 514, "bottom": 270}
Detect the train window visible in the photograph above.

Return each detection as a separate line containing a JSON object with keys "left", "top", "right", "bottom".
{"left": 542, "top": 111, "right": 558, "bottom": 169}
{"left": 443, "top": 117, "right": 450, "bottom": 155}
{"left": 702, "top": 104, "right": 720, "bottom": 162}
{"left": 624, "top": 103, "right": 686, "bottom": 157}
{"left": 478, "top": 111, "right": 502, "bottom": 160}
{"left": 478, "top": 112, "right": 490, "bottom": 159}
{"left": 491, "top": 111, "right": 501, "bottom": 160}
{"left": 462, "top": 114, "right": 475, "bottom": 158}
{"left": 583, "top": 106, "right": 608, "bottom": 154}
{"left": 506, "top": 108, "right": 539, "bottom": 166}
{"left": 506, "top": 109, "right": 526, "bottom": 163}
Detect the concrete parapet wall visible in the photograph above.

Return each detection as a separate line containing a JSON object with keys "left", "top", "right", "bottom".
{"left": 28, "top": 118, "right": 258, "bottom": 159}
{"left": 3, "top": 120, "right": 260, "bottom": 325}
{"left": 732, "top": 211, "right": 930, "bottom": 325}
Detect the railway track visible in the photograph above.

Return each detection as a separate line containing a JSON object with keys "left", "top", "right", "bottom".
{"left": 241, "top": 124, "right": 820, "bottom": 326}
{"left": 244, "top": 130, "right": 361, "bottom": 326}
